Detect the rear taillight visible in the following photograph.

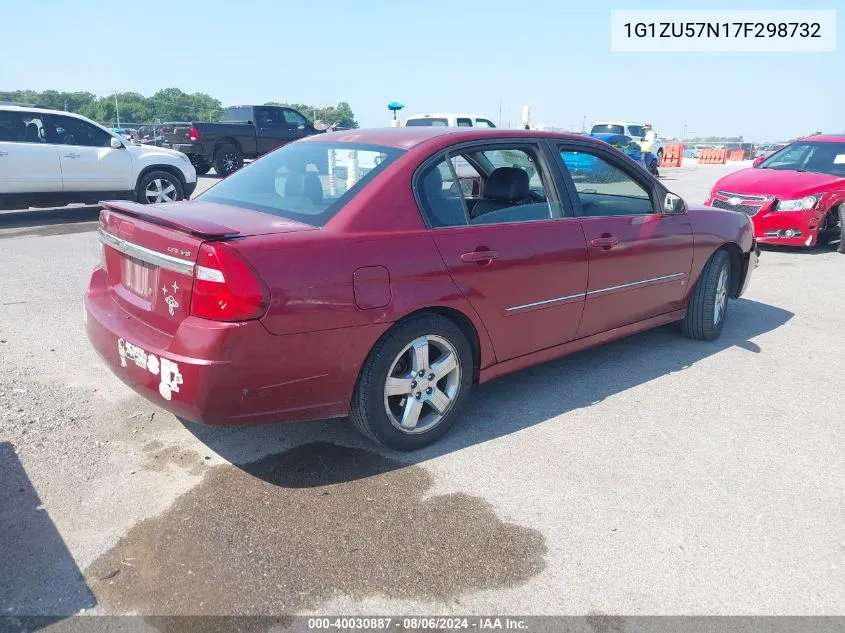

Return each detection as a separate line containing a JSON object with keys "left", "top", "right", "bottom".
{"left": 188, "top": 126, "right": 200, "bottom": 142}
{"left": 190, "top": 242, "right": 269, "bottom": 322}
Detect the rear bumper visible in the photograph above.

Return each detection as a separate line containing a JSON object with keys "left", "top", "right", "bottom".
{"left": 85, "top": 268, "right": 389, "bottom": 426}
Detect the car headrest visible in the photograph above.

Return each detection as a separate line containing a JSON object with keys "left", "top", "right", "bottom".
{"left": 25, "top": 122, "right": 40, "bottom": 142}
{"left": 284, "top": 172, "right": 323, "bottom": 204}
{"left": 483, "top": 167, "right": 529, "bottom": 201}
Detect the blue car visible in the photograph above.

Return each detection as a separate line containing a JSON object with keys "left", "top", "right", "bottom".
{"left": 562, "top": 133, "right": 660, "bottom": 177}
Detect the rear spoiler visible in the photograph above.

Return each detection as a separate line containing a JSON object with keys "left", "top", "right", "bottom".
{"left": 101, "top": 201, "right": 241, "bottom": 239}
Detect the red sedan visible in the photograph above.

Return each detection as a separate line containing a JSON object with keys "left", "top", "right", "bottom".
{"left": 705, "top": 135, "right": 845, "bottom": 252}
{"left": 85, "top": 127, "right": 758, "bottom": 450}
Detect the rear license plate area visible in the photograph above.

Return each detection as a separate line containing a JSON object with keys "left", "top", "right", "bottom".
{"left": 121, "top": 255, "right": 155, "bottom": 299}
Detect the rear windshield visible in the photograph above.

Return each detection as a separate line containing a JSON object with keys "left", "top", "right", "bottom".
{"left": 591, "top": 124, "right": 625, "bottom": 135}
{"left": 197, "top": 141, "right": 405, "bottom": 226}
{"left": 406, "top": 118, "right": 449, "bottom": 126}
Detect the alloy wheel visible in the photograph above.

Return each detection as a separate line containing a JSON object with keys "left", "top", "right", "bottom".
{"left": 382, "top": 335, "right": 461, "bottom": 434}
{"left": 145, "top": 178, "right": 178, "bottom": 203}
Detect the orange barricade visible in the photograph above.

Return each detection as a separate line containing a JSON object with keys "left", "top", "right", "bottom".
{"left": 729, "top": 150, "right": 745, "bottom": 161}
{"left": 660, "top": 144, "right": 683, "bottom": 168}
{"left": 699, "top": 149, "right": 728, "bottom": 164}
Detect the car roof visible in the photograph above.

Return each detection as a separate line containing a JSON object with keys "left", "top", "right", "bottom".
{"left": 802, "top": 134, "right": 845, "bottom": 143}
{"left": 0, "top": 104, "right": 87, "bottom": 120}
{"left": 304, "top": 126, "right": 600, "bottom": 150}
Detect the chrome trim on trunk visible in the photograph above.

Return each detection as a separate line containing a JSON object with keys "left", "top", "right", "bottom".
{"left": 98, "top": 228, "right": 195, "bottom": 275}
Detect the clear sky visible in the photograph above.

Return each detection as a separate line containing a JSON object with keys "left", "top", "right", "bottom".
{"left": 0, "top": 0, "right": 841, "bottom": 141}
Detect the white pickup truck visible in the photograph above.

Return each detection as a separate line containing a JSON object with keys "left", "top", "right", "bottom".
{"left": 404, "top": 113, "right": 497, "bottom": 128}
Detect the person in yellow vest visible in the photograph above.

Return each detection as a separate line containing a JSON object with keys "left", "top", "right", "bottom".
{"left": 640, "top": 123, "right": 657, "bottom": 154}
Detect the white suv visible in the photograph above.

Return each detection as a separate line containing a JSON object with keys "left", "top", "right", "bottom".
{"left": 0, "top": 104, "right": 197, "bottom": 210}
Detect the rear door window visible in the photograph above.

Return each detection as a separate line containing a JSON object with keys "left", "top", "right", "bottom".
{"left": 0, "top": 111, "right": 49, "bottom": 143}
{"left": 456, "top": 118, "right": 473, "bottom": 127}
{"left": 417, "top": 144, "right": 563, "bottom": 227}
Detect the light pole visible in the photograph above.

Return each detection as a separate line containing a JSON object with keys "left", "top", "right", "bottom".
{"left": 114, "top": 95, "right": 121, "bottom": 128}
{"left": 387, "top": 101, "right": 404, "bottom": 127}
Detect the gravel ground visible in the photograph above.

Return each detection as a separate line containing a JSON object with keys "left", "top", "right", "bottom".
{"left": 1, "top": 161, "right": 843, "bottom": 618}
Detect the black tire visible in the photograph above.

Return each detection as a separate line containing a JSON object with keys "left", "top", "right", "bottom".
{"left": 835, "top": 205, "right": 845, "bottom": 254}
{"left": 135, "top": 170, "right": 185, "bottom": 205}
{"left": 191, "top": 156, "right": 211, "bottom": 176}
{"left": 213, "top": 144, "right": 243, "bottom": 177}
{"left": 350, "top": 313, "right": 474, "bottom": 451}
{"left": 680, "top": 249, "right": 732, "bottom": 341}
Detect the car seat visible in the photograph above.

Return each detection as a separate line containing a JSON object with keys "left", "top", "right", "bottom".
{"left": 470, "top": 167, "right": 530, "bottom": 218}
{"left": 284, "top": 172, "right": 324, "bottom": 205}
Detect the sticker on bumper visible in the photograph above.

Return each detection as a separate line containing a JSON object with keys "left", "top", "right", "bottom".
{"left": 118, "top": 338, "right": 183, "bottom": 401}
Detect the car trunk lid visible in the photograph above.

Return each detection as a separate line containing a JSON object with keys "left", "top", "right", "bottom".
{"left": 98, "top": 200, "right": 315, "bottom": 335}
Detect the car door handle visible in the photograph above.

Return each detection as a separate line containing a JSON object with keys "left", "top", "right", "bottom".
{"left": 460, "top": 250, "right": 499, "bottom": 264}
{"left": 590, "top": 236, "right": 619, "bottom": 249}
{"left": 63, "top": 152, "right": 80, "bottom": 159}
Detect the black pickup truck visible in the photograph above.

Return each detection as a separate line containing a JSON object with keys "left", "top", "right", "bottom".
{"left": 165, "top": 105, "right": 328, "bottom": 176}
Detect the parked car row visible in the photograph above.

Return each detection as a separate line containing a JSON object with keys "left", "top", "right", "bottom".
{"left": 0, "top": 102, "right": 338, "bottom": 209}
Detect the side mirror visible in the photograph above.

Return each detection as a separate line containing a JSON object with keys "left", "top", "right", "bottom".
{"left": 110, "top": 137, "right": 124, "bottom": 149}
{"left": 752, "top": 156, "right": 764, "bottom": 168}
{"left": 297, "top": 124, "right": 306, "bottom": 131}
{"left": 664, "top": 192, "right": 685, "bottom": 214}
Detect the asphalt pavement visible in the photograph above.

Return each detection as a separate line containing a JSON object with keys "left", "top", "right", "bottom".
{"left": 1, "top": 161, "right": 843, "bottom": 618}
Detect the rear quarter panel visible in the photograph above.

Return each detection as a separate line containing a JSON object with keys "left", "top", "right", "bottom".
{"left": 686, "top": 205, "right": 754, "bottom": 293}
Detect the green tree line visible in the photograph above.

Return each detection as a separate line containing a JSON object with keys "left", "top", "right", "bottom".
{"left": 0, "top": 89, "right": 358, "bottom": 128}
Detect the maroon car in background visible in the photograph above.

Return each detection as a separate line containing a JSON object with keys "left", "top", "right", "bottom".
{"left": 706, "top": 135, "right": 845, "bottom": 252}
{"left": 85, "top": 127, "right": 757, "bottom": 450}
